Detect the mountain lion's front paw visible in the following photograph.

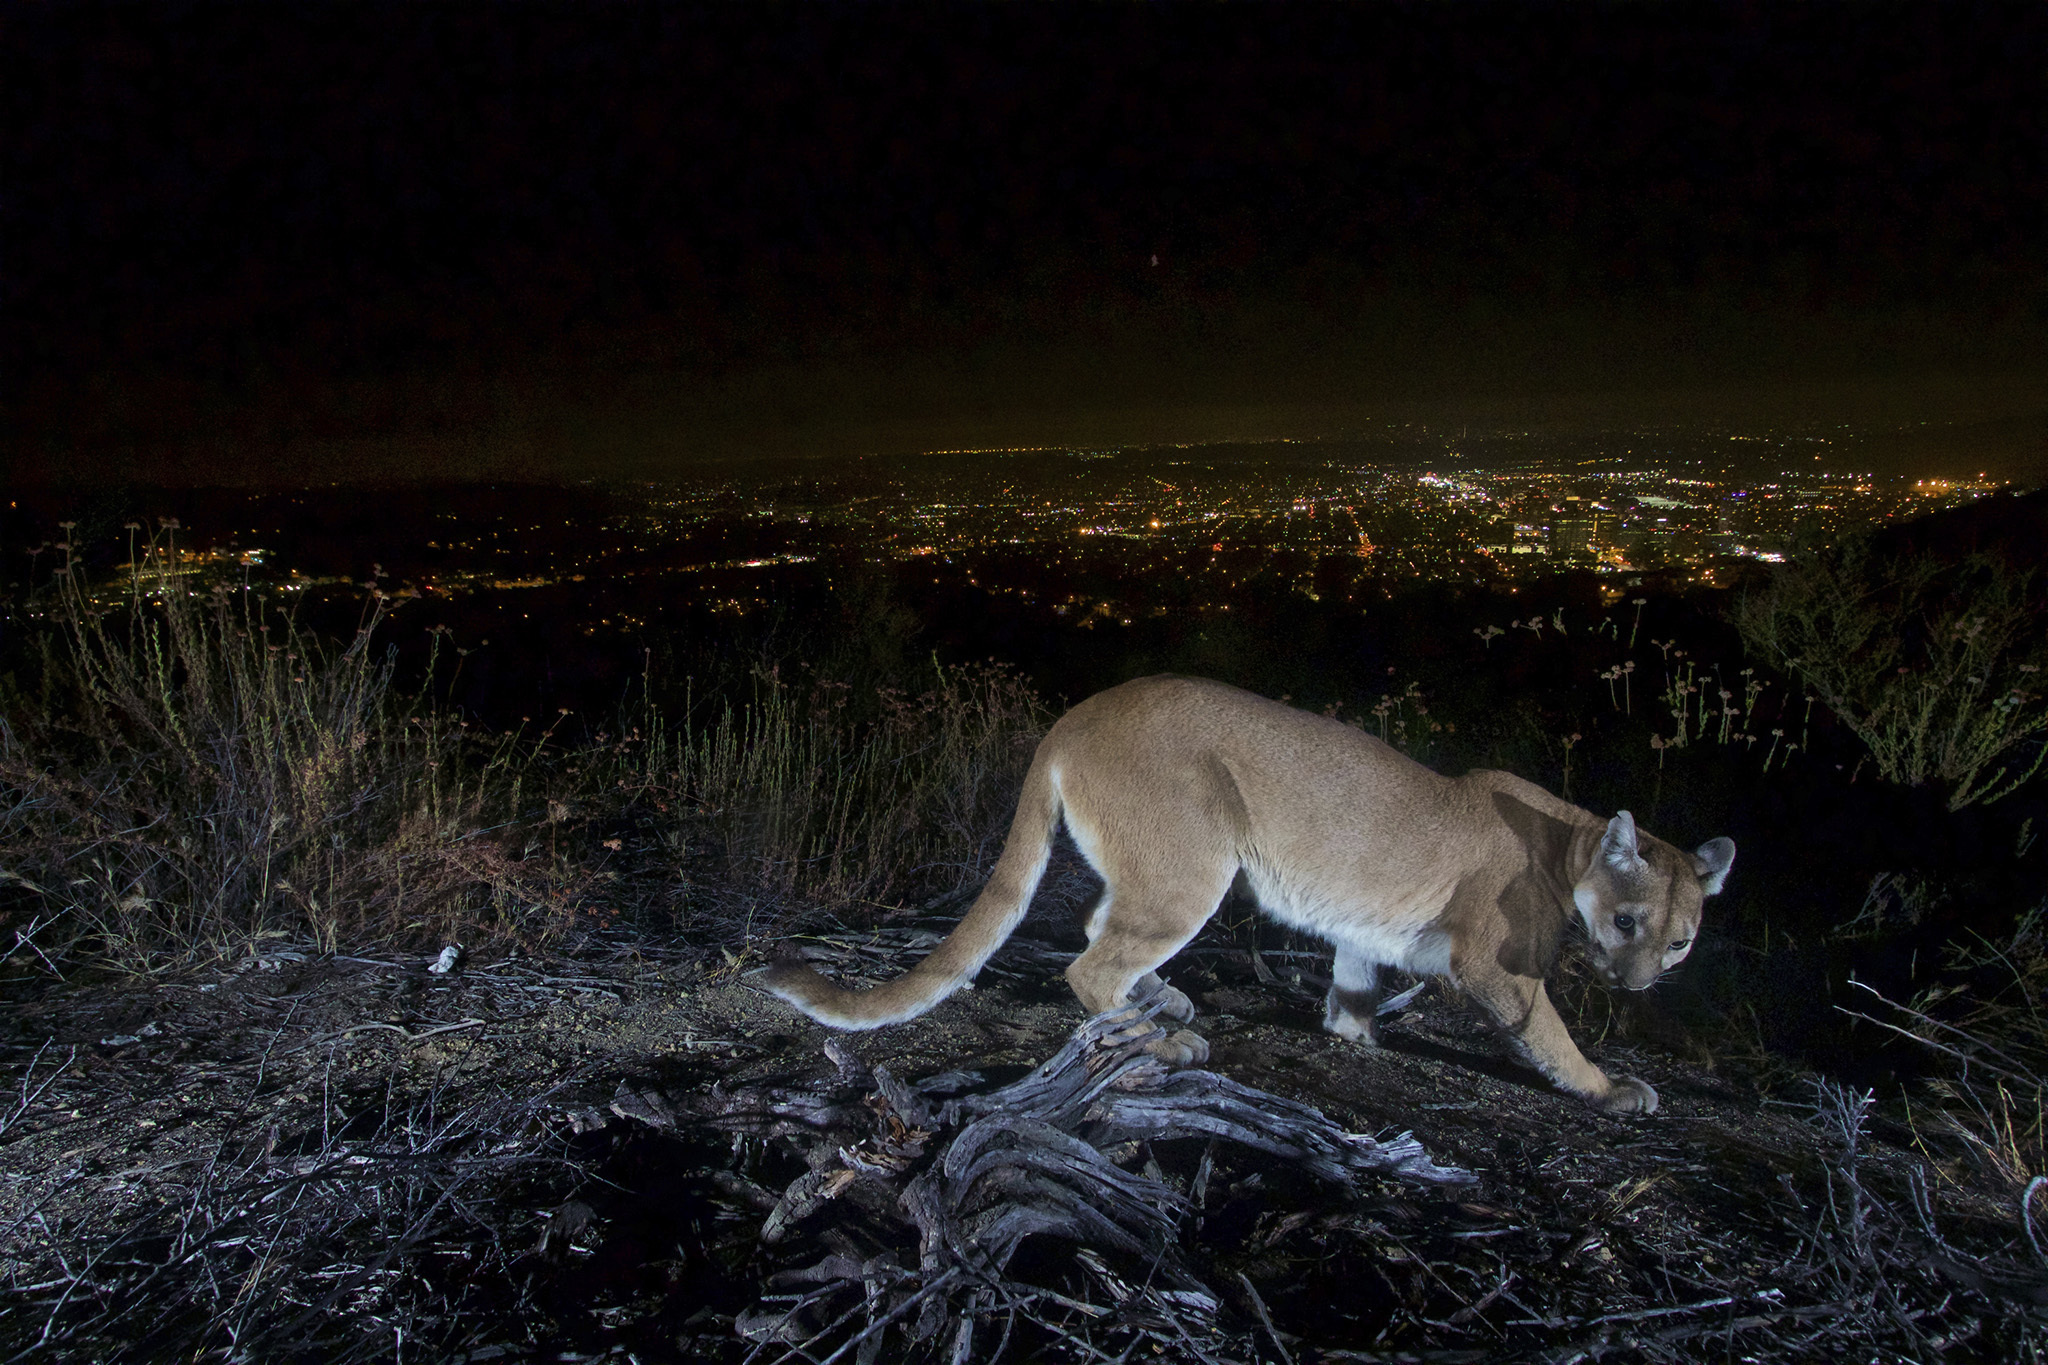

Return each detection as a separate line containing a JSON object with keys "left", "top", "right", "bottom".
{"left": 1594, "top": 1075, "right": 1659, "bottom": 1115}
{"left": 1146, "top": 1029, "right": 1210, "bottom": 1067}
{"left": 1323, "top": 1001, "right": 1379, "bottom": 1046}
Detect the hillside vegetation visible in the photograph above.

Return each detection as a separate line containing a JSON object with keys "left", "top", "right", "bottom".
{"left": 1, "top": 499, "right": 2044, "bottom": 1360}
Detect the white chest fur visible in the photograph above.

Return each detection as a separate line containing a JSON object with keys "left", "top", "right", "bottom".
{"left": 1242, "top": 862, "right": 1457, "bottom": 978}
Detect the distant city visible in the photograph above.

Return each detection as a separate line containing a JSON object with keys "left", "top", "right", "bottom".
{"left": 27, "top": 429, "right": 2013, "bottom": 635}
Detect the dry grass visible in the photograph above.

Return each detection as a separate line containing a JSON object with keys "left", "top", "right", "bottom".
{"left": 0, "top": 535, "right": 1049, "bottom": 976}
{"left": 0, "top": 532, "right": 592, "bottom": 972}
{"left": 1858, "top": 904, "right": 2048, "bottom": 1198}
{"left": 627, "top": 659, "right": 1049, "bottom": 910}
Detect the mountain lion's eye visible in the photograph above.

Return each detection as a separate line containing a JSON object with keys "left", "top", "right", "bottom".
{"left": 1669, "top": 938, "right": 1691, "bottom": 951}
{"left": 1613, "top": 914, "right": 1636, "bottom": 934}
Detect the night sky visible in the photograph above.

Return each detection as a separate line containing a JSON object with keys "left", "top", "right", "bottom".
{"left": 9, "top": 2, "right": 2046, "bottom": 486}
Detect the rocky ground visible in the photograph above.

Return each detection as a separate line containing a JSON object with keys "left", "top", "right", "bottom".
{"left": 1, "top": 921, "right": 2043, "bottom": 1363}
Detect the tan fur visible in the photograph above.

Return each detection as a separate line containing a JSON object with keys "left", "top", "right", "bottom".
{"left": 757, "top": 675, "right": 1734, "bottom": 1114}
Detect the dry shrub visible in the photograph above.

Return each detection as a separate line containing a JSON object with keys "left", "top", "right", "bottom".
{"left": 0, "top": 532, "right": 573, "bottom": 971}
{"left": 1894, "top": 905, "right": 2048, "bottom": 1195}
{"left": 0, "top": 530, "right": 1051, "bottom": 969}
{"left": 651, "top": 659, "right": 1050, "bottom": 909}
{"left": 1734, "top": 538, "right": 2048, "bottom": 807}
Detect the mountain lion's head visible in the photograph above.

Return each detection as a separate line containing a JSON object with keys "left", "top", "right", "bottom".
{"left": 1574, "top": 810, "right": 1735, "bottom": 991}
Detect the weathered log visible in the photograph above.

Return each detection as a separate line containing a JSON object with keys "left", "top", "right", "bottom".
{"left": 678, "top": 991, "right": 1473, "bottom": 1361}
{"left": 1088, "top": 1067, "right": 1468, "bottom": 1186}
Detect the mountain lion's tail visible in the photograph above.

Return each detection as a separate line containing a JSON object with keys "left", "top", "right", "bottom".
{"left": 753, "top": 748, "right": 1063, "bottom": 1029}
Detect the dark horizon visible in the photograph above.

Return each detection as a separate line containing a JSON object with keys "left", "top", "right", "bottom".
{"left": 8, "top": 2, "right": 2046, "bottom": 487}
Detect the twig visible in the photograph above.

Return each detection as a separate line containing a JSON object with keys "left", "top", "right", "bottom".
{"left": 2, "top": 912, "right": 66, "bottom": 977}
{"left": 1236, "top": 1272, "right": 1293, "bottom": 1365}
{"left": 2024, "top": 1176, "right": 2048, "bottom": 1270}
{"left": 1443, "top": 1268, "right": 1515, "bottom": 1327}
{"left": 1839, "top": 978, "right": 2039, "bottom": 1085}
{"left": 288, "top": 1018, "right": 485, "bottom": 1052}
{"left": 1374, "top": 980, "right": 1428, "bottom": 1016}
{"left": 0, "top": 1040, "right": 76, "bottom": 1139}
{"left": 1580, "top": 1289, "right": 1779, "bottom": 1328}
{"left": 796, "top": 1267, "right": 963, "bottom": 1365}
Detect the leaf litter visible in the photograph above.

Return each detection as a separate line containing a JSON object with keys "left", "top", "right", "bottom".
{"left": 0, "top": 928, "right": 2043, "bottom": 1362}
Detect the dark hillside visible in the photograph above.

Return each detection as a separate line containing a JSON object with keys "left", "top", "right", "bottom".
{"left": 1875, "top": 486, "right": 2048, "bottom": 561}
{"left": 2, "top": 494, "right": 2045, "bottom": 1361}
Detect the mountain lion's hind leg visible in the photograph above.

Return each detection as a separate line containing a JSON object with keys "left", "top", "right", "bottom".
{"left": 1324, "top": 943, "right": 1384, "bottom": 1045}
{"left": 1083, "top": 893, "right": 1195, "bottom": 1024}
{"left": 1134, "top": 971, "right": 1196, "bottom": 1023}
{"left": 1067, "top": 877, "right": 1230, "bottom": 1067}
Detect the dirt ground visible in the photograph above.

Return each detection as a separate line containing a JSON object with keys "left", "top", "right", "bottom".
{"left": 2, "top": 924, "right": 2042, "bottom": 1363}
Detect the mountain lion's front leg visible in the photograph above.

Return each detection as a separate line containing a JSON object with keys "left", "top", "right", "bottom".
{"left": 1460, "top": 968, "right": 1658, "bottom": 1114}
{"left": 1323, "top": 943, "right": 1383, "bottom": 1045}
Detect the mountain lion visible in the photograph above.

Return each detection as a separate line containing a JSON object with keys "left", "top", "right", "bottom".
{"left": 758, "top": 675, "right": 1734, "bottom": 1113}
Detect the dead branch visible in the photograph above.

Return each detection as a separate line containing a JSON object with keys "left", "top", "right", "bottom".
{"left": 608, "top": 992, "right": 1472, "bottom": 1362}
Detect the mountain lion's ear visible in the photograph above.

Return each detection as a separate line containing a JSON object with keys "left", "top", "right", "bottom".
{"left": 1692, "top": 837, "right": 1736, "bottom": 895}
{"left": 1601, "top": 811, "right": 1643, "bottom": 870}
